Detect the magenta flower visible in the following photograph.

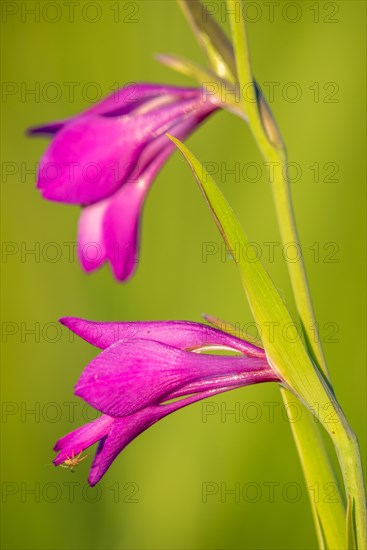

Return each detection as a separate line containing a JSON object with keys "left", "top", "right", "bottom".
{"left": 54, "top": 317, "right": 279, "bottom": 485}
{"left": 29, "top": 84, "right": 217, "bottom": 280}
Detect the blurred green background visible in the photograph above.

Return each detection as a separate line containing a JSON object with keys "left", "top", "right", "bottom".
{"left": 1, "top": 1, "right": 366, "bottom": 549}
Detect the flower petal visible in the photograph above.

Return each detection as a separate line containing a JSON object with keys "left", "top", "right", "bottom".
{"left": 53, "top": 414, "right": 114, "bottom": 465}
{"left": 75, "top": 107, "right": 216, "bottom": 281}
{"left": 77, "top": 200, "right": 108, "bottom": 273}
{"left": 60, "top": 317, "right": 265, "bottom": 356}
{"left": 83, "top": 83, "right": 201, "bottom": 117}
{"left": 101, "top": 182, "right": 146, "bottom": 280}
{"left": 76, "top": 180, "right": 145, "bottom": 280}
{"left": 36, "top": 116, "right": 143, "bottom": 204}
{"left": 87, "top": 408, "right": 159, "bottom": 486}
{"left": 36, "top": 95, "right": 210, "bottom": 206}
{"left": 28, "top": 121, "right": 65, "bottom": 135}
{"left": 87, "top": 382, "right": 265, "bottom": 485}
{"left": 74, "top": 339, "right": 272, "bottom": 417}
{"left": 28, "top": 84, "right": 200, "bottom": 135}
{"left": 76, "top": 144, "right": 168, "bottom": 280}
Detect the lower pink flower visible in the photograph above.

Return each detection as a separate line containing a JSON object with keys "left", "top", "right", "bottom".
{"left": 54, "top": 317, "right": 279, "bottom": 485}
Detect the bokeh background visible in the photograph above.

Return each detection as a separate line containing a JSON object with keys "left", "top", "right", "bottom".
{"left": 1, "top": 1, "right": 366, "bottom": 549}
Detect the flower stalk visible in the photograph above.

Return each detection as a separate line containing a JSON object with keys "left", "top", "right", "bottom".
{"left": 226, "top": 0, "right": 366, "bottom": 546}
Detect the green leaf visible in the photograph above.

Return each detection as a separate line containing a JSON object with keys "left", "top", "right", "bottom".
{"left": 169, "top": 135, "right": 347, "bottom": 548}
{"left": 167, "top": 135, "right": 344, "bottom": 436}
{"left": 178, "top": 0, "right": 236, "bottom": 81}
{"left": 282, "top": 387, "right": 346, "bottom": 549}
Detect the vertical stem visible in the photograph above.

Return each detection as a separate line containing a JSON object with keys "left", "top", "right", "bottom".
{"left": 227, "top": 0, "right": 328, "bottom": 378}
{"left": 336, "top": 428, "right": 367, "bottom": 548}
{"left": 281, "top": 388, "right": 346, "bottom": 550}
{"left": 226, "top": 0, "right": 366, "bottom": 547}
{"left": 270, "top": 159, "right": 328, "bottom": 375}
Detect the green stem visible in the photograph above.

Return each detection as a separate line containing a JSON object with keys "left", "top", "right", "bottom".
{"left": 227, "top": 0, "right": 327, "bottom": 375}
{"left": 227, "top": 0, "right": 366, "bottom": 547}
{"left": 335, "top": 420, "right": 367, "bottom": 548}
{"left": 269, "top": 157, "right": 329, "bottom": 376}
{"left": 281, "top": 388, "right": 346, "bottom": 549}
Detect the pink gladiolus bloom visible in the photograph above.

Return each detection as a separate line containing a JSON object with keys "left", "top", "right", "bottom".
{"left": 29, "top": 84, "right": 217, "bottom": 280}
{"left": 54, "top": 317, "right": 279, "bottom": 485}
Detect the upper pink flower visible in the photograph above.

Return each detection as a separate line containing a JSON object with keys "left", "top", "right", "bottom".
{"left": 29, "top": 83, "right": 217, "bottom": 280}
